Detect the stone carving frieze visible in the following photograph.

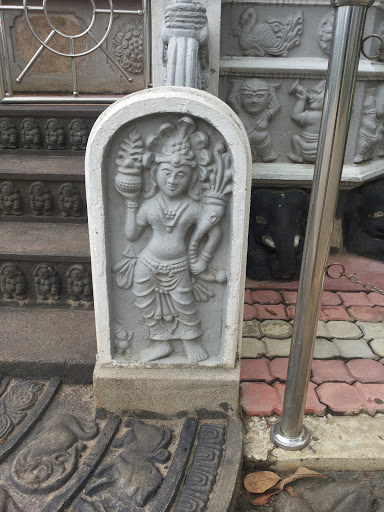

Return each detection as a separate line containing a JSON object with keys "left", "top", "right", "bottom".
{"left": 10, "top": 414, "right": 98, "bottom": 493}
{"left": 113, "top": 115, "right": 232, "bottom": 364}
{"left": 0, "top": 379, "right": 43, "bottom": 443}
{"left": 21, "top": 118, "right": 42, "bottom": 149}
{"left": 66, "top": 265, "right": 93, "bottom": 302}
{"left": 288, "top": 80, "right": 325, "bottom": 163}
{"left": 0, "top": 181, "right": 23, "bottom": 216}
{"left": 44, "top": 119, "right": 66, "bottom": 150}
{"left": 77, "top": 420, "right": 171, "bottom": 511}
{"left": 173, "top": 424, "right": 225, "bottom": 512}
{"left": 354, "top": 85, "right": 384, "bottom": 164}
{"left": 318, "top": 11, "right": 334, "bottom": 55}
{"left": 0, "top": 118, "right": 18, "bottom": 149}
{"left": 112, "top": 19, "right": 144, "bottom": 75}
{"left": 29, "top": 182, "right": 54, "bottom": 216}
{"left": 34, "top": 264, "right": 61, "bottom": 301}
{"left": 162, "top": 0, "right": 209, "bottom": 89}
{"left": 0, "top": 263, "right": 27, "bottom": 300}
{"left": 59, "top": 183, "right": 84, "bottom": 217}
{"left": 69, "top": 119, "right": 90, "bottom": 151}
{"left": 227, "top": 78, "right": 280, "bottom": 162}
{"left": 232, "top": 7, "right": 303, "bottom": 57}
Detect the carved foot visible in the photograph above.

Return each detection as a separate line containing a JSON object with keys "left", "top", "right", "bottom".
{"left": 262, "top": 152, "right": 277, "bottom": 162}
{"left": 288, "top": 152, "right": 304, "bottom": 163}
{"left": 183, "top": 340, "right": 208, "bottom": 364}
{"left": 140, "top": 341, "right": 173, "bottom": 362}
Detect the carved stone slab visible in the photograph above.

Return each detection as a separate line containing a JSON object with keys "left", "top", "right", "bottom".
{"left": 85, "top": 87, "right": 251, "bottom": 414}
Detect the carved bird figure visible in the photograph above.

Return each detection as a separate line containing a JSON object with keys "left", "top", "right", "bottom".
{"left": 232, "top": 7, "right": 303, "bottom": 57}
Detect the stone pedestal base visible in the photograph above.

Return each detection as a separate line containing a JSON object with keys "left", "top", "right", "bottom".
{"left": 94, "top": 361, "right": 241, "bottom": 415}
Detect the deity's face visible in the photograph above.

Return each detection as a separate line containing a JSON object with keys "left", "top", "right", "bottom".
{"left": 38, "top": 267, "right": 49, "bottom": 278}
{"left": 48, "top": 121, "right": 57, "bottom": 131}
{"left": 157, "top": 163, "right": 193, "bottom": 198}
{"left": 0, "top": 120, "right": 8, "bottom": 130}
{"left": 3, "top": 267, "right": 15, "bottom": 278}
{"left": 72, "top": 121, "right": 80, "bottom": 131}
{"left": 307, "top": 88, "right": 324, "bottom": 110}
{"left": 1, "top": 184, "right": 11, "bottom": 195}
{"left": 32, "top": 184, "right": 43, "bottom": 195}
{"left": 240, "top": 85, "right": 269, "bottom": 115}
{"left": 24, "top": 121, "right": 32, "bottom": 131}
{"left": 70, "top": 268, "right": 82, "bottom": 279}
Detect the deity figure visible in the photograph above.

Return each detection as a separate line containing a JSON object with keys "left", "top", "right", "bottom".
{"left": 354, "top": 85, "right": 384, "bottom": 164}
{"left": 0, "top": 118, "right": 18, "bottom": 149}
{"left": 29, "top": 181, "right": 54, "bottom": 216}
{"left": 66, "top": 265, "right": 93, "bottom": 302}
{"left": 21, "top": 118, "right": 42, "bottom": 149}
{"left": 0, "top": 263, "right": 27, "bottom": 300}
{"left": 45, "top": 119, "right": 66, "bottom": 150}
{"left": 69, "top": 119, "right": 89, "bottom": 150}
{"left": 227, "top": 78, "right": 280, "bottom": 162}
{"left": 114, "top": 116, "right": 232, "bottom": 364}
{"left": 34, "top": 264, "right": 61, "bottom": 300}
{"left": 58, "top": 183, "right": 83, "bottom": 217}
{"left": 0, "top": 181, "right": 23, "bottom": 216}
{"left": 288, "top": 80, "right": 325, "bottom": 163}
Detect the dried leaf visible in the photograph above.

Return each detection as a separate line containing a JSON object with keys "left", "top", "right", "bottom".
{"left": 251, "top": 489, "right": 281, "bottom": 506}
{"left": 274, "top": 466, "right": 327, "bottom": 490}
{"left": 265, "top": 307, "right": 277, "bottom": 316}
{"left": 285, "top": 485, "right": 296, "bottom": 497}
{"left": 244, "top": 471, "right": 281, "bottom": 493}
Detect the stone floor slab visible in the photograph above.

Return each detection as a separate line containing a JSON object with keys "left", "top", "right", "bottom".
{"left": 347, "top": 359, "right": 384, "bottom": 382}
{"left": 370, "top": 339, "right": 384, "bottom": 357}
{"left": 313, "top": 338, "right": 340, "bottom": 359}
{"left": 327, "top": 321, "right": 363, "bottom": 339}
{"left": 240, "top": 358, "right": 273, "bottom": 382}
{"left": 241, "top": 338, "right": 266, "bottom": 358}
{"left": 259, "top": 320, "right": 293, "bottom": 339}
{"left": 242, "top": 320, "right": 261, "bottom": 338}
{"left": 333, "top": 339, "right": 376, "bottom": 359}
{"left": 264, "top": 338, "right": 292, "bottom": 357}
{"left": 316, "top": 382, "right": 365, "bottom": 413}
{"left": 356, "top": 321, "right": 384, "bottom": 339}
{"left": 311, "top": 360, "right": 354, "bottom": 384}
{"left": 317, "top": 321, "right": 330, "bottom": 338}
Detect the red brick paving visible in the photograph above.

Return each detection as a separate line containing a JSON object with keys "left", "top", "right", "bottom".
{"left": 353, "top": 382, "right": 384, "bottom": 414}
{"left": 339, "top": 292, "right": 371, "bottom": 306}
{"left": 273, "top": 381, "right": 326, "bottom": 416}
{"left": 348, "top": 306, "right": 384, "bottom": 322}
{"left": 319, "top": 306, "right": 352, "bottom": 322}
{"left": 240, "top": 382, "right": 279, "bottom": 416}
{"left": 367, "top": 292, "right": 384, "bottom": 307}
{"left": 322, "top": 291, "right": 342, "bottom": 306}
{"left": 316, "top": 383, "right": 365, "bottom": 413}
{"left": 243, "top": 304, "right": 257, "bottom": 321}
{"left": 270, "top": 358, "right": 289, "bottom": 381}
{"left": 282, "top": 291, "right": 297, "bottom": 304}
{"left": 251, "top": 290, "right": 282, "bottom": 304}
{"left": 240, "top": 358, "right": 273, "bottom": 383}
{"left": 311, "top": 360, "right": 355, "bottom": 385}
{"left": 346, "top": 359, "right": 384, "bottom": 383}
{"left": 244, "top": 289, "right": 254, "bottom": 305}
{"left": 285, "top": 305, "right": 295, "bottom": 319}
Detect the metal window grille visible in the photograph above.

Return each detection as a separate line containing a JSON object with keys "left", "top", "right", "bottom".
{"left": 0, "top": 0, "right": 151, "bottom": 103}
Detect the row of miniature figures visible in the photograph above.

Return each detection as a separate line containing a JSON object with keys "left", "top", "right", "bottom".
{"left": 0, "top": 262, "right": 92, "bottom": 302}
{"left": 0, "top": 117, "right": 92, "bottom": 150}
{"left": 0, "top": 181, "right": 84, "bottom": 217}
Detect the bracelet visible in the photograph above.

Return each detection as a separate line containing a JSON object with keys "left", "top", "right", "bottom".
{"left": 201, "top": 250, "right": 212, "bottom": 262}
{"left": 127, "top": 201, "right": 140, "bottom": 209}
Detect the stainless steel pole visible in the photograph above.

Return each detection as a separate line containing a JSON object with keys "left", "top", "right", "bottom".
{"left": 271, "top": 0, "right": 374, "bottom": 451}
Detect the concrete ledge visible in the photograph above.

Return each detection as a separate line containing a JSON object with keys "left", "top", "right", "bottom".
{"left": 94, "top": 361, "right": 241, "bottom": 416}
{"left": 244, "top": 414, "right": 384, "bottom": 471}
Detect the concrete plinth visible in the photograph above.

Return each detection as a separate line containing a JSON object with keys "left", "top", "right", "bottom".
{"left": 94, "top": 361, "right": 241, "bottom": 416}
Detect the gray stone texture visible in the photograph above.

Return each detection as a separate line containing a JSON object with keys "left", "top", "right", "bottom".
{"left": 332, "top": 339, "right": 376, "bottom": 359}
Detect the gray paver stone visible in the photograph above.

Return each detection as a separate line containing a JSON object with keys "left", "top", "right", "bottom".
{"left": 327, "top": 321, "right": 363, "bottom": 339}
{"left": 242, "top": 320, "right": 261, "bottom": 338}
{"left": 369, "top": 339, "right": 384, "bottom": 357}
{"left": 333, "top": 339, "right": 376, "bottom": 359}
{"left": 259, "top": 320, "right": 293, "bottom": 339}
{"left": 241, "top": 338, "right": 266, "bottom": 358}
{"left": 357, "top": 321, "right": 384, "bottom": 340}
{"left": 263, "top": 337, "right": 291, "bottom": 357}
{"left": 317, "top": 321, "right": 330, "bottom": 338}
{"left": 313, "top": 338, "right": 340, "bottom": 359}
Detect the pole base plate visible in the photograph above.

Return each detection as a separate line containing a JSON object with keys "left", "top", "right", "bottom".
{"left": 270, "top": 421, "right": 310, "bottom": 450}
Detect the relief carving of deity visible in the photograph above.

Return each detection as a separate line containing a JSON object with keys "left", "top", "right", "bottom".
{"left": 0, "top": 263, "right": 27, "bottom": 301}
{"left": 227, "top": 78, "right": 280, "bottom": 162}
{"left": 0, "top": 181, "right": 23, "bottom": 216}
{"left": 0, "top": 118, "right": 18, "bottom": 149}
{"left": 34, "top": 264, "right": 61, "bottom": 301}
{"left": 45, "top": 118, "right": 66, "bottom": 150}
{"left": 232, "top": 7, "right": 303, "bottom": 57}
{"left": 354, "top": 85, "right": 384, "bottom": 164}
{"left": 69, "top": 119, "right": 89, "bottom": 150}
{"left": 288, "top": 80, "right": 325, "bottom": 163}
{"left": 113, "top": 116, "right": 232, "bottom": 364}
{"left": 29, "top": 181, "right": 54, "bottom": 216}
{"left": 21, "top": 118, "right": 42, "bottom": 149}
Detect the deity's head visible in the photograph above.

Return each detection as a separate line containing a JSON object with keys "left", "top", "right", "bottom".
{"left": 23, "top": 119, "right": 33, "bottom": 131}
{"left": 47, "top": 120, "right": 58, "bottom": 131}
{"left": 71, "top": 120, "right": 81, "bottom": 132}
{"left": 145, "top": 116, "right": 212, "bottom": 200}
{"left": 240, "top": 79, "right": 270, "bottom": 115}
{"left": 30, "top": 183, "right": 43, "bottom": 196}
{"left": 0, "top": 182, "right": 13, "bottom": 195}
{"left": 0, "top": 119, "right": 9, "bottom": 131}
{"left": 308, "top": 81, "right": 326, "bottom": 111}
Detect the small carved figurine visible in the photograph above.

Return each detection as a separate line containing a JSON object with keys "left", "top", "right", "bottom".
{"left": 29, "top": 181, "right": 54, "bottom": 216}
{"left": 45, "top": 118, "right": 66, "bottom": 150}
{"left": 0, "top": 117, "right": 18, "bottom": 149}
{"left": 66, "top": 265, "right": 93, "bottom": 302}
{"left": 0, "top": 263, "right": 27, "bottom": 300}
{"left": 113, "top": 116, "right": 232, "bottom": 364}
{"left": 58, "top": 183, "right": 83, "bottom": 217}
{"left": 353, "top": 85, "right": 384, "bottom": 164}
{"left": 318, "top": 11, "right": 334, "bottom": 55}
{"left": 0, "top": 181, "right": 23, "bottom": 216}
{"left": 288, "top": 80, "right": 325, "bottom": 163}
{"left": 21, "top": 118, "right": 42, "bottom": 149}
{"left": 112, "top": 19, "right": 144, "bottom": 74}
{"left": 114, "top": 322, "right": 133, "bottom": 356}
{"left": 227, "top": 78, "right": 280, "bottom": 162}
{"left": 69, "top": 119, "right": 89, "bottom": 150}
{"left": 162, "top": 0, "right": 209, "bottom": 89}
{"left": 232, "top": 7, "right": 303, "bottom": 57}
{"left": 11, "top": 414, "right": 98, "bottom": 493}
{"left": 34, "top": 264, "right": 61, "bottom": 300}
{"left": 247, "top": 188, "right": 308, "bottom": 281}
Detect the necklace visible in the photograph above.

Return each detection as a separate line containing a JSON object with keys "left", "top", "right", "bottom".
{"left": 157, "top": 196, "right": 190, "bottom": 233}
